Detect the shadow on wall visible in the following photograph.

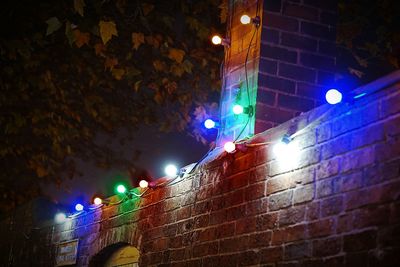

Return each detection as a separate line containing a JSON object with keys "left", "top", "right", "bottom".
{"left": 89, "top": 242, "right": 139, "bottom": 267}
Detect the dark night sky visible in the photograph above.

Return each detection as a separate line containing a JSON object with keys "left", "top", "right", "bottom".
{"left": 41, "top": 125, "right": 211, "bottom": 207}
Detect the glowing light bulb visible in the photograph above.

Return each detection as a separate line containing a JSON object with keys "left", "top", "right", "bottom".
{"left": 233, "top": 104, "right": 244, "bottom": 115}
{"left": 240, "top": 14, "right": 251, "bottom": 24}
{"left": 54, "top": 212, "right": 66, "bottom": 224}
{"left": 165, "top": 164, "right": 178, "bottom": 177}
{"left": 139, "top": 180, "right": 149, "bottom": 189}
{"left": 116, "top": 184, "right": 127, "bottom": 194}
{"left": 224, "top": 141, "right": 236, "bottom": 153}
{"left": 204, "top": 119, "right": 216, "bottom": 129}
{"left": 212, "top": 35, "right": 222, "bottom": 45}
{"left": 93, "top": 197, "right": 102, "bottom": 205}
{"left": 325, "top": 89, "right": 342, "bottom": 105}
{"left": 75, "top": 203, "right": 84, "bottom": 212}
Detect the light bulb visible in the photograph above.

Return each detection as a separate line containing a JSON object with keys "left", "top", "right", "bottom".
{"left": 54, "top": 212, "right": 67, "bottom": 224}
{"left": 93, "top": 197, "right": 102, "bottom": 205}
{"left": 325, "top": 89, "right": 342, "bottom": 105}
{"left": 75, "top": 203, "right": 84, "bottom": 212}
{"left": 139, "top": 180, "right": 149, "bottom": 189}
{"left": 116, "top": 184, "right": 127, "bottom": 194}
{"left": 240, "top": 14, "right": 251, "bottom": 24}
{"left": 204, "top": 119, "right": 216, "bottom": 129}
{"left": 165, "top": 164, "right": 178, "bottom": 177}
{"left": 233, "top": 104, "right": 244, "bottom": 115}
{"left": 211, "top": 35, "right": 222, "bottom": 45}
{"left": 224, "top": 141, "right": 236, "bottom": 153}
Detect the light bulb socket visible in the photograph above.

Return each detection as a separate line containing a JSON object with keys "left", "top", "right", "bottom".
{"left": 252, "top": 16, "right": 260, "bottom": 27}
{"left": 221, "top": 38, "right": 230, "bottom": 47}
{"left": 281, "top": 134, "right": 292, "bottom": 144}
{"left": 243, "top": 105, "right": 254, "bottom": 116}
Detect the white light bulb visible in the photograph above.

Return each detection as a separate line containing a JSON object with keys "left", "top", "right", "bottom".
{"left": 211, "top": 35, "right": 222, "bottom": 45}
{"left": 139, "top": 180, "right": 149, "bottom": 188}
{"left": 93, "top": 197, "right": 102, "bottom": 205}
{"left": 224, "top": 141, "right": 236, "bottom": 153}
{"left": 240, "top": 14, "right": 251, "bottom": 24}
{"left": 75, "top": 204, "right": 84, "bottom": 212}
{"left": 325, "top": 89, "right": 343, "bottom": 105}
{"left": 233, "top": 104, "right": 244, "bottom": 115}
{"left": 165, "top": 164, "right": 178, "bottom": 177}
{"left": 204, "top": 119, "right": 216, "bottom": 129}
{"left": 55, "top": 212, "right": 67, "bottom": 224}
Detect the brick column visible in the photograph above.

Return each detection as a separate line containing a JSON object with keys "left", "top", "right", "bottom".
{"left": 255, "top": 0, "right": 337, "bottom": 132}
{"left": 217, "top": 0, "right": 337, "bottom": 144}
{"left": 217, "top": 0, "right": 263, "bottom": 145}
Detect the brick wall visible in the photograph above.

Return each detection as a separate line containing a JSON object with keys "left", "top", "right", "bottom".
{"left": 256, "top": 0, "right": 337, "bottom": 133}
{"left": 3, "top": 74, "right": 399, "bottom": 266}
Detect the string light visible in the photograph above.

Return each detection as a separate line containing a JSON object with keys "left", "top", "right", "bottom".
{"left": 224, "top": 141, "right": 236, "bottom": 153}
{"left": 139, "top": 180, "right": 149, "bottom": 189}
{"left": 325, "top": 89, "right": 342, "bottom": 105}
{"left": 55, "top": 212, "right": 67, "bottom": 224}
{"left": 75, "top": 203, "right": 84, "bottom": 212}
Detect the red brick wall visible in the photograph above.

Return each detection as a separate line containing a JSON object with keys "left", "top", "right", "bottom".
{"left": 14, "top": 78, "right": 394, "bottom": 266}
{"left": 256, "top": 0, "right": 337, "bottom": 133}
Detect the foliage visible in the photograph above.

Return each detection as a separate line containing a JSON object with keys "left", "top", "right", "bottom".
{"left": 337, "top": 0, "right": 400, "bottom": 81}
{"left": 0, "top": 0, "right": 226, "bottom": 213}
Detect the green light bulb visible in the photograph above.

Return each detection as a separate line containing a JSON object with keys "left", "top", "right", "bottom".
{"left": 116, "top": 184, "right": 127, "bottom": 194}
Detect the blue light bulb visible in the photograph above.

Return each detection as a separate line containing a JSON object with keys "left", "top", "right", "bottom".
{"left": 325, "top": 89, "right": 342, "bottom": 105}
{"left": 204, "top": 119, "right": 216, "bottom": 129}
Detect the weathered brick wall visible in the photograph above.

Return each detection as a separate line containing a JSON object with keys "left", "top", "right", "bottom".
{"left": 256, "top": 0, "right": 337, "bottom": 133}
{"left": 4, "top": 76, "right": 399, "bottom": 266}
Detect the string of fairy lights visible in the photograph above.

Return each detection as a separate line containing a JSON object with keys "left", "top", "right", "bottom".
{"left": 54, "top": 6, "right": 378, "bottom": 224}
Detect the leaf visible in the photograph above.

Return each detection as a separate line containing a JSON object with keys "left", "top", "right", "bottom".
{"left": 74, "top": 0, "right": 86, "bottom": 17}
{"left": 154, "top": 92, "right": 163, "bottom": 104}
{"left": 65, "top": 21, "right": 75, "bottom": 46}
{"left": 94, "top": 43, "right": 105, "bottom": 56}
{"left": 131, "top": 32, "right": 145, "bottom": 50}
{"left": 104, "top": 57, "right": 118, "bottom": 70}
{"left": 35, "top": 165, "right": 48, "bottom": 178}
{"left": 73, "top": 30, "right": 90, "bottom": 48}
{"left": 354, "top": 55, "right": 368, "bottom": 68}
{"left": 141, "top": 3, "right": 154, "bottom": 15}
{"left": 145, "top": 35, "right": 161, "bottom": 48}
{"left": 348, "top": 67, "right": 364, "bottom": 78}
{"left": 99, "top": 20, "right": 118, "bottom": 45}
{"left": 133, "top": 80, "right": 142, "bottom": 92}
{"left": 153, "top": 60, "right": 166, "bottom": 72}
{"left": 182, "top": 60, "right": 193, "bottom": 73}
{"left": 46, "top": 17, "right": 62, "bottom": 36}
{"left": 168, "top": 48, "right": 185, "bottom": 63}
{"left": 171, "top": 64, "right": 184, "bottom": 77}
{"left": 112, "top": 68, "right": 125, "bottom": 80}
{"left": 219, "top": 0, "right": 228, "bottom": 23}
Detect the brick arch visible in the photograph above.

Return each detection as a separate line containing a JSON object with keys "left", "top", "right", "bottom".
{"left": 87, "top": 224, "right": 142, "bottom": 266}
{"left": 89, "top": 242, "right": 140, "bottom": 267}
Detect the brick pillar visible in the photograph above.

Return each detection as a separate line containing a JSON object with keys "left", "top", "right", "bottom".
{"left": 217, "top": 0, "right": 263, "bottom": 145}
{"left": 255, "top": 0, "right": 337, "bottom": 132}
{"left": 217, "top": 0, "right": 337, "bottom": 144}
